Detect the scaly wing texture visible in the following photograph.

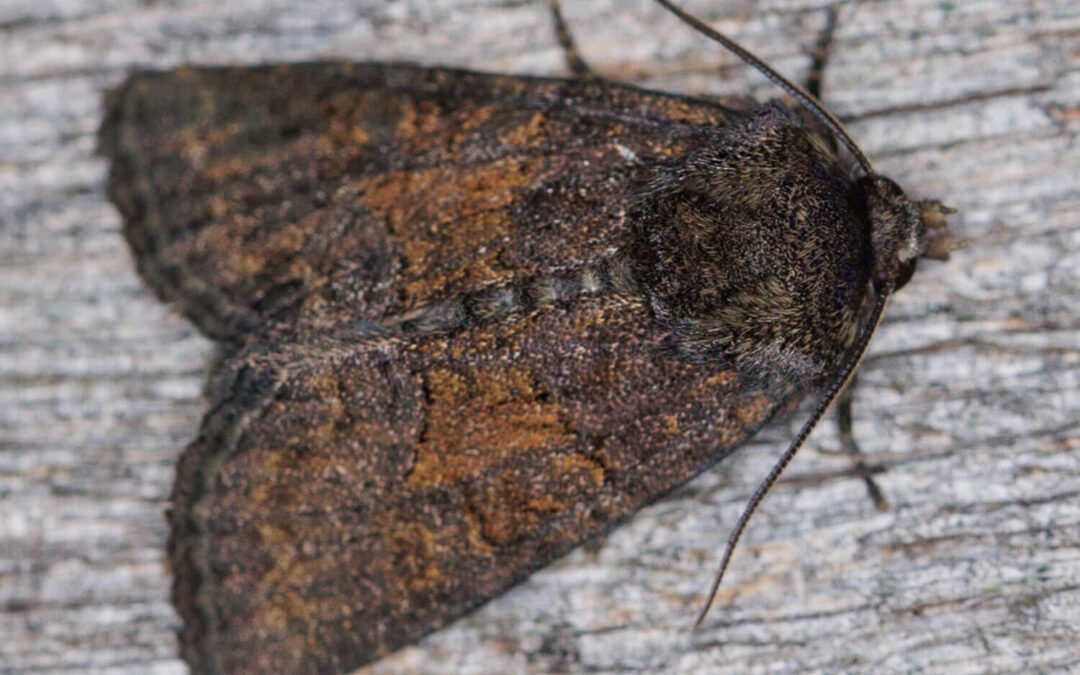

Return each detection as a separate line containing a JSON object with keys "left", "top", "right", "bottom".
{"left": 172, "top": 294, "right": 791, "bottom": 673}
{"left": 100, "top": 63, "right": 748, "bottom": 343}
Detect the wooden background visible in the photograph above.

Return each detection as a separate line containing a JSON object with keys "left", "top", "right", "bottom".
{"left": 3, "top": 0, "right": 1079, "bottom": 672}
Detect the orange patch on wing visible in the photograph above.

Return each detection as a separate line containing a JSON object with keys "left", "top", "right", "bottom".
{"left": 355, "top": 156, "right": 537, "bottom": 236}
{"left": 236, "top": 538, "right": 355, "bottom": 656}
{"left": 174, "top": 120, "right": 245, "bottom": 167}
{"left": 558, "top": 452, "right": 606, "bottom": 487}
{"left": 662, "top": 413, "right": 680, "bottom": 436}
{"left": 393, "top": 99, "right": 445, "bottom": 140}
{"left": 703, "top": 371, "right": 738, "bottom": 389}
{"left": 198, "top": 139, "right": 312, "bottom": 184}
{"left": 395, "top": 101, "right": 499, "bottom": 155}
{"left": 403, "top": 249, "right": 508, "bottom": 306}
{"left": 406, "top": 365, "right": 574, "bottom": 488}
{"left": 498, "top": 111, "right": 547, "bottom": 148}
{"left": 200, "top": 155, "right": 250, "bottom": 183}
{"left": 354, "top": 156, "right": 542, "bottom": 303}
{"left": 734, "top": 392, "right": 778, "bottom": 427}
{"left": 471, "top": 475, "right": 565, "bottom": 546}
{"left": 217, "top": 219, "right": 312, "bottom": 283}
{"left": 389, "top": 520, "right": 449, "bottom": 590}
{"left": 466, "top": 451, "right": 607, "bottom": 546}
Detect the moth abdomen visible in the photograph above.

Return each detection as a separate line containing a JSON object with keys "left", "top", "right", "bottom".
{"left": 381, "top": 264, "right": 616, "bottom": 338}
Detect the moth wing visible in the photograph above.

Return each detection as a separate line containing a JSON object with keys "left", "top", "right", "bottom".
{"left": 100, "top": 63, "right": 748, "bottom": 342}
{"left": 171, "top": 294, "right": 793, "bottom": 674}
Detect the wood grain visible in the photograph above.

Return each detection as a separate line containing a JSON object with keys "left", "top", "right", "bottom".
{"left": 2, "top": 0, "right": 1078, "bottom": 672}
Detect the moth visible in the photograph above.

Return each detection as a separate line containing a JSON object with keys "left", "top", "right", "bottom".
{"left": 99, "top": 0, "right": 951, "bottom": 672}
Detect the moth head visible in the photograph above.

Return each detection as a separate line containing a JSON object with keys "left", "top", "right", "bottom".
{"left": 858, "top": 174, "right": 953, "bottom": 293}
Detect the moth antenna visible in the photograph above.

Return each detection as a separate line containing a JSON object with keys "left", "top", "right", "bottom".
{"left": 693, "top": 285, "right": 893, "bottom": 628}
{"left": 652, "top": 0, "right": 874, "bottom": 176}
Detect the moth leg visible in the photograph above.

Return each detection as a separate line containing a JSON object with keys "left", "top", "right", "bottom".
{"left": 548, "top": 0, "right": 592, "bottom": 78}
{"left": 805, "top": 3, "right": 841, "bottom": 99}
{"left": 836, "top": 373, "right": 889, "bottom": 511}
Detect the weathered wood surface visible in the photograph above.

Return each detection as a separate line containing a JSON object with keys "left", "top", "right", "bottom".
{"left": 2, "top": 0, "right": 1078, "bottom": 672}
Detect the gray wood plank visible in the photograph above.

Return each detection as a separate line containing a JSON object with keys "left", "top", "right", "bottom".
{"left": 2, "top": 0, "right": 1078, "bottom": 672}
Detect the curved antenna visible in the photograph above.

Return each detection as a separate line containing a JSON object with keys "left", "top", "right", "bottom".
{"left": 652, "top": 0, "right": 874, "bottom": 176}
{"left": 694, "top": 284, "right": 894, "bottom": 627}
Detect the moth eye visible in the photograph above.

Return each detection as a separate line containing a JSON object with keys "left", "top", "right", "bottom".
{"left": 894, "top": 258, "right": 918, "bottom": 291}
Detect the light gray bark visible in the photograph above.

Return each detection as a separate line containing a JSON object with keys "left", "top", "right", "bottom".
{"left": 2, "top": 0, "right": 1078, "bottom": 673}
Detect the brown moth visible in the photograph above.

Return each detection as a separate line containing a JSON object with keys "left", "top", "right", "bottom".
{"left": 99, "top": 1, "right": 951, "bottom": 672}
